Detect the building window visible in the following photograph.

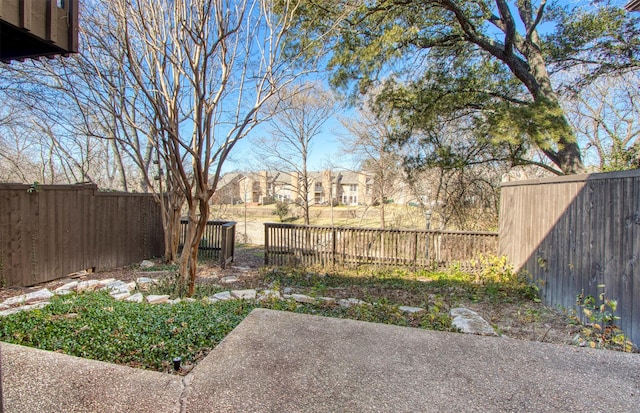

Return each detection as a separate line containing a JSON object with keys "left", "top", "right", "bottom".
{"left": 350, "top": 184, "right": 357, "bottom": 192}
{"left": 57, "top": 0, "right": 64, "bottom": 7}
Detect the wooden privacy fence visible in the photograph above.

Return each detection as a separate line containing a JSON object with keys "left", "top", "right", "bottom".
{"left": 179, "top": 220, "right": 236, "bottom": 268}
{"left": 0, "top": 183, "right": 164, "bottom": 287}
{"left": 264, "top": 223, "right": 498, "bottom": 270}
{"left": 499, "top": 170, "right": 640, "bottom": 347}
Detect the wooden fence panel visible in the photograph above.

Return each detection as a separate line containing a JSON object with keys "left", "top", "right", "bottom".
{"left": 178, "top": 220, "right": 236, "bottom": 268}
{"left": 264, "top": 223, "right": 498, "bottom": 270}
{"left": 0, "top": 184, "right": 164, "bottom": 287}
{"left": 499, "top": 170, "right": 640, "bottom": 347}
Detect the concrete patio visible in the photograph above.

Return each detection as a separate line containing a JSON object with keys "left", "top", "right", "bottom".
{"left": 2, "top": 308, "right": 639, "bottom": 412}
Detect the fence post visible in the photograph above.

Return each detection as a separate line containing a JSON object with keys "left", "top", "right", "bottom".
{"left": 264, "top": 223, "right": 269, "bottom": 265}
{"left": 332, "top": 227, "right": 337, "bottom": 266}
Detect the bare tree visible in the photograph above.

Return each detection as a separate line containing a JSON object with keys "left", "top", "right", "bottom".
{"left": 253, "top": 82, "right": 336, "bottom": 224}
{"left": 339, "top": 105, "right": 402, "bottom": 228}
{"left": 564, "top": 72, "right": 640, "bottom": 171}
{"left": 105, "top": 0, "right": 314, "bottom": 295}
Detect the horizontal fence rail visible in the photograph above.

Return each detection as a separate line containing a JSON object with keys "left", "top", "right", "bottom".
{"left": 179, "top": 220, "right": 236, "bottom": 268}
{"left": 264, "top": 223, "right": 498, "bottom": 271}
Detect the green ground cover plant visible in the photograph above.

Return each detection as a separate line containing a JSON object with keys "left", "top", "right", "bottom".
{"left": 0, "top": 292, "right": 253, "bottom": 373}
{"left": 1, "top": 256, "right": 632, "bottom": 373}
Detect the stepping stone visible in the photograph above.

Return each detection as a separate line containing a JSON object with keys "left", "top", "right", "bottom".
{"left": 399, "top": 306, "right": 425, "bottom": 314}
{"left": 146, "top": 295, "right": 169, "bottom": 304}
{"left": 126, "top": 293, "right": 144, "bottom": 303}
{"left": 231, "top": 289, "right": 257, "bottom": 300}
{"left": 206, "top": 297, "right": 220, "bottom": 303}
{"left": 450, "top": 307, "right": 498, "bottom": 336}
{"left": 291, "top": 294, "right": 315, "bottom": 304}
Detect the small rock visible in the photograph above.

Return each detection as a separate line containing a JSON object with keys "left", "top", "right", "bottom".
{"left": 220, "top": 276, "right": 239, "bottom": 284}
{"left": 98, "top": 278, "right": 117, "bottom": 286}
{"left": 231, "top": 289, "right": 257, "bottom": 300}
{"left": 206, "top": 297, "right": 220, "bottom": 303}
{"left": 291, "top": 294, "right": 315, "bottom": 304}
{"left": 146, "top": 295, "right": 169, "bottom": 304}
{"left": 283, "top": 287, "right": 293, "bottom": 295}
{"left": 55, "top": 281, "right": 78, "bottom": 292}
{"left": 77, "top": 280, "right": 100, "bottom": 293}
{"left": 0, "top": 304, "right": 9, "bottom": 311}
{"left": 399, "top": 306, "right": 425, "bottom": 314}
{"left": 232, "top": 266, "right": 251, "bottom": 272}
{"left": 15, "top": 288, "right": 52, "bottom": 305}
{"left": 126, "top": 293, "right": 144, "bottom": 303}
{"left": 184, "top": 298, "right": 197, "bottom": 303}
{"left": 126, "top": 281, "right": 137, "bottom": 290}
{"left": 55, "top": 290, "right": 73, "bottom": 296}
{"left": 338, "top": 298, "right": 367, "bottom": 308}
{"left": 450, "top": 307, "right": 498, "bottom": 336}
{"left": 212, "top": 291, "right": 232, "bottom": 301}
{"left": 140, "top": 260, "right": 155, "bottom": 268}
{"left": 168, "top": 298, "right": 181, "bottom": 305}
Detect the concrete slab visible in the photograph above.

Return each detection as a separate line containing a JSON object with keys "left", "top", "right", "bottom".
{"left": 1, "top": 343, "right": 183, "bottom": 413}
{"left": 187, "top": 309, "right": 640, "bottom": 413}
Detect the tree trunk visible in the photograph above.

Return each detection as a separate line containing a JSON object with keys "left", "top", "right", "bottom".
{"left": 178, "top": 196, "right": 210, "bottom": 296}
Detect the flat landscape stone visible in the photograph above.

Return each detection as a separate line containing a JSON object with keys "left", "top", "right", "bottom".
{"left": 338, "top": 298, "right": 367, "bottom": 308}
{"left": 220, "top": 276, "right": 239, "bottom": 284}
{"left": 112, "top": 292, "right": 131, "bottom": 301}
{"left": 146, "top": 295, "right": 169, "bottom": 304}
{"left": 399, "top": 306, "right": 425, "bottom": 314}
{"left": 54, "top": 281, "right": 78, "bottom": 292}
{"left": 212, "top": 291, "right": 232, "bottom": 301}
{"left": 231, "top": 289, "right": 257, "bottom": 300}
{"left": 126, "top": 293, "right": 144, "bottom": 303}
{"left": 257, "top": 290, "right": 282, "bottom": 301}
{"left": 77, "top": 280, "right": 101, "bottom": 293}
{"left": 291, "top": 293, "right": 315, "bottom": 304}
{"left": 450, "top": 307, "right": 497, "bottom": 336}
{"left": 24, "top": 289, "right": 54, "bottom": 304}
